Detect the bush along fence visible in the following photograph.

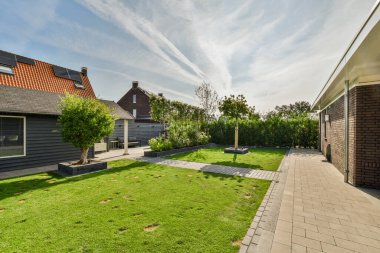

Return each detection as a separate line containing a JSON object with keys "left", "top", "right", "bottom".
{"left": 208, "top": 117, "right": 318, "bottom": 148}
{"left": 148, "top": 120, "right": 210, "bottom": 152}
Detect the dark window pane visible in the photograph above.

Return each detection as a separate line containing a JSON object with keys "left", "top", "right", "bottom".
{"left": 16, "top": 55, "right": 35, "bottom": 65}
{"left": 67, "top": 69, "right": 82, "bottom": 83}
{"left": 52, "top": 65, "right": 70, "bottom": 79}
{"left": 0, "top": 50, "right": 17, "bottom": 67}
{"left": 0, "top": 117, "right": 24, "bottom": 158}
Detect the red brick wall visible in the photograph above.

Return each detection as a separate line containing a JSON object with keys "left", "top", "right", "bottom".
{"left": 354, "top": 84, "right": 380, "bottom": 188}
{"left": 321, "top": 96, "right": 345, "bottom": 173}
{"left": 117, "top": 87, "right": 151, "bottom": 117}
{"left": 321, "top": 84, "right": 380, "bottom": 189}
{"left": 0, "top": 60, "right": 95, "bottom": 98}
{"left": 320, "top": 90, "right": 356, "bottom": 184}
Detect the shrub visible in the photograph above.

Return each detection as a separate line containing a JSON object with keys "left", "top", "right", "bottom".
{"left": 168, "top": 121, "right": 210, "bottom": 148}
{"left": 148, "top": 120, "right": 210, "bottom": 151}
{"left": 148, "top": 137, "right": 173, "bottom": 152}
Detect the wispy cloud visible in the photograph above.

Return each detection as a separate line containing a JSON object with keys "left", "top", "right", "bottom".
{"left": 0, "top": 0, "right": 377, "bottom": 110}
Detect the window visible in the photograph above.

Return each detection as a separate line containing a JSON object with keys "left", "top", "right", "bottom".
{"left": 74, "top": 82, "right": 85, "bottom": 89}
{"left": 133, "top": 109, "right": 137, "bottom": 118}
{"left": 0, "top": 65, "right": 13, "bottom": 75}
{"left": 133, "top": 94, "right": 136, "bottom": 103}
{"left": 0, "top": 116, "right": 25, "bottom": 158}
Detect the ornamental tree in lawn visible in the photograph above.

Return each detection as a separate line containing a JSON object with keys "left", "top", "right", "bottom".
{"left": 150, "top": 95, "right": 172, "bottom": 130}
{"left": 59, "top": 94, "right": 115, "bottom": 164}
{"left": 218, "top": 95, "right": 250, "bottom": 149}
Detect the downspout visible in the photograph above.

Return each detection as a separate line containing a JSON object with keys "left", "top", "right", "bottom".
{"left": 344, "top": 80, "right": 349, "bottom": 183}
{"left": 318, "top": 106, "right": 322, "bottom": 152}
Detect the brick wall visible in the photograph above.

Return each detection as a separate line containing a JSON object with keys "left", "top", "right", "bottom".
{"left": 320, "top": 90, "right": 356, "bottom": 184}
{"left": 117, "top": 87, "right": 151, "bottom": 118}
{"left": 320, "top": 84, "right": 380, "bottom": 189}
{"left": 321, "top": 96, "right": 345, "bottom": 173}
{"left": 355, "top": 84, "right": 380, "bottom": 189}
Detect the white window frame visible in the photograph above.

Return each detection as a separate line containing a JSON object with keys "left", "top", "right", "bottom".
{"left": 133, "top": 94, "right": 136, "bottom": 103}
{"left": 0, "top": 115, "right": 26, "bottom": 159}
{"left": 133, "top": 109, "right": 137, "bottom": 118}
{"left": 74, "top": 82, "right": 85, "bottom": 89}
{"left": 0, "top": 64, "right": 14, "bottom": 75}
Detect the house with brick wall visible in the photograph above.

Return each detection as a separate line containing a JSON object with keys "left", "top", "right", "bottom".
{"left": 118, "top": 81, "right": 162, "bottom": 122}
{"left": 0, "top": 50, "right": 132, "bottom": 172}
{"left": 117, "top": 81, "right": 164, "bottom": 144}
{"left": 312, "top": 1, "right": 380, "bottom": 189}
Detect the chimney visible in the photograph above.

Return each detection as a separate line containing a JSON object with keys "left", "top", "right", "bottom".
{"left": 81, "top": 67, "right": 88, "bottom": 76}
{"left": 158, "top": 93, "right": 163, "bottom": 97}
{"left": 132, "top": 81, "right": 139, "bottom": 89}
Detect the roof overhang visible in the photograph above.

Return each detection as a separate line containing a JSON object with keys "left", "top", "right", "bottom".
{"left": 99, "top": 99, "right": 134, "bottom": 120}
{"left": 312, "top": 0, "right": 380, "bottom": 111}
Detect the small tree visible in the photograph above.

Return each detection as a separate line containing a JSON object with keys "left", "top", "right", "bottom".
{"left": 195, "top": 82, "right": 219, "bottom": 123}
{"left": 219, "top": 95, "right": 249, "bottom": 149}
{"left": 248, "top": 106, "right": 260, "bottom": 120}
{"left": 150, "top": 95, "right": 172, "bottom": 129}
{"left": 269, "top": 101, "right": 311, "bottom": 119}
{"left": 59, "top": 94, "right": 115, "bottom": 164}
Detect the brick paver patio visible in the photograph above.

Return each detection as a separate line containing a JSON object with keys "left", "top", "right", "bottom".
{"left": 242, "top": 149, "right": 380, "bottom": 253}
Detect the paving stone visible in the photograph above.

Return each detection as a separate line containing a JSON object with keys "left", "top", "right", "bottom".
{"left": 291, "top": 243, "right": 306, "bottom": 253}
{"left": 273, "top": 230, "right": 292, "bottom": 246}
{"left": 292, "top": 235, "right": 322, "bottom": 251}
{"left": 293, "top": 221, "right": 318, "bottom": 232}
{"left": 239, "top": 149, "right": 380, "bottom": 253}
{"left": 334, "top": 237, "right": 369, "bottom": 253}
{"left": 305, "top": 230, "right": 335, "bottom": 245}
{"left": 271, "top": 242, "right": 291, "bottom": 253}
{"left": 321, "top": 242, "right": 355, "bottom": 253}
{"left": 293, "top": 227, "right": 306, "bottom": 237}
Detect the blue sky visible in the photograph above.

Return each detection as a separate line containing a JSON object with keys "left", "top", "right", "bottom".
{"left": 0, "top": 0, "right": 376, "bottom": 112}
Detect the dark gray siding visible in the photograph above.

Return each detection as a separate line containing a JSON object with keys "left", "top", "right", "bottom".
{"left": 109, "top": 119, "right": 124, "bottom": 141}
{"left": 128, "top": 121, "right": 164, "bottom": 144}
{"left": 0, "top": 114, "right": 93, "bottom": 172}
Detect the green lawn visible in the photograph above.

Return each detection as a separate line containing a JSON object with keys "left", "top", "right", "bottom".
{"left": 165, "top": 147, "right": 287, "bottom": 171}
{"left": 0, "top": 159, "right": 270, "bottom": 253}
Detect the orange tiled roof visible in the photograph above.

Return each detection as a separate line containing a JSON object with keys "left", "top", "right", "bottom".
{"left": 0, "top": 58, "right": 96, "bottom": 98}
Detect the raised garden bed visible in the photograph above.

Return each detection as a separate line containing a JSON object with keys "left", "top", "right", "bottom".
{"left": 58, "top": 161, "right": 107, "bottom": 176}
{"left": 144, "top": 143, "right": 214, "bottom": 157}
{"left": 224, "top": 147, "right": 249, "bottom": 154}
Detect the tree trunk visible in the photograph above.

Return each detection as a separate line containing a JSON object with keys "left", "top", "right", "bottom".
{"left": 79, "top": 147, "right": 89, "bottom": 165}
{"left": 234, "top": 125, "right": 239, "bottom": 150}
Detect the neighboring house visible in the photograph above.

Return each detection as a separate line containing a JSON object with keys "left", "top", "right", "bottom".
{"left": 312, "top": 1, "right": 380, "bottom": 189}
{"left": 0, "top": 50, "right": 132, "bottom": 172}
{"left": 118, "top": 81, "right": 157, "bottom": 122}
{"left": 117, "top": 81, "right": 164, "bottom": 144}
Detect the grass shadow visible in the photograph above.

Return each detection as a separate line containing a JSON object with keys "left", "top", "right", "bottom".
{"left": 195, "top": 170, "right": 247, "bottom": 182}
{"left": 0, "top": 160, "right": 147, "bottom": 202}
{"left": 212, "top": 161, "right": 263, "bottom": 169}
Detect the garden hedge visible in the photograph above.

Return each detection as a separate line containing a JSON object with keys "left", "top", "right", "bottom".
{"left": 208, "top": 117, "right": 318, "bottom": 148}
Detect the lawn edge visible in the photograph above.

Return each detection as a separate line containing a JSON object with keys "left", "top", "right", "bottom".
{"left": 238, "top": 149, "right": 290, "bottom": 252}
